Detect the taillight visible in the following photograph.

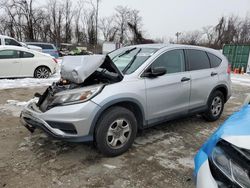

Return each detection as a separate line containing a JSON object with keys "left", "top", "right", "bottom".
{"left": 53, "top": 58, "right": 58, "bottom": 63}
{"left": 227, "top": 64, "right": 231, "bottom": 74}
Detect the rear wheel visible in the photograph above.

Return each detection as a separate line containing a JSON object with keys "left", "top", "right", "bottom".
{"left": 203, "top": 90, "right": 224, "bottom": 122}
{"left": 95, "top": 106, "right": 137, "bottom": 157}
{"left": 34, "top": 66, "right": 50, "bottom": 78}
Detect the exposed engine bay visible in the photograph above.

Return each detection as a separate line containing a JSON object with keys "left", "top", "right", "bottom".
{"left": 36, "top": 55, "right": 123, "bottom": 112}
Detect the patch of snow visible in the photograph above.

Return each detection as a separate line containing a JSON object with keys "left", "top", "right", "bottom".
{"left": 0, "top": 73, "right": 60, "bottom": 90}
{"left": 134, "top": 130, "right": 179, "bottom": 146}
{"left": 0, "top": 99, "right": 31, "bottom": 117}
{"left": 103, "top": 164, "right": 117, "bottom": 169}
{"left": 154, "top": 151, "right": 179, "bottom": 169}
{"left": 177, "top": 157, "right": 194, "bottom": 169}
{"left": 231, "top": 74, "right": 250, "bottom": 86}
{"left": 7, "top": 99, "right": 28, "bottom": 106}
{"left": 199, "top": 127, "right": 217, "bottom": 137}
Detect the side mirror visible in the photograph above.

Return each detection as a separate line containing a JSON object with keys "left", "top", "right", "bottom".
{"left": 143, "top": 67, "right": 167, "bottom": 78}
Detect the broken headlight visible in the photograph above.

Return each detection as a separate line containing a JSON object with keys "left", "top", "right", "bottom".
{"left": 211, "top": 141, "right": 250, "bottom": 188}
{"left": 48, "top": 84, "right": 104, "bottom": 107}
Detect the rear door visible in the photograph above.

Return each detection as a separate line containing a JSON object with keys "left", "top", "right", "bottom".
{"left": 145, "top": 49, "right": 191, "bottom": 121}
{"left": 186, "top": 49, "right": 219, "bottom": 110}
{"left": 19, "top": 51, "right": 36, "bottom": 76}
{"left": 0, "top": 50, "right": 22, "bottom": 77}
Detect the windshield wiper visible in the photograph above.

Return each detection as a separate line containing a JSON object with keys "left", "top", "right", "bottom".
{"left": 110, "top": 47, "right": 137, "bottom": 60}
{"left": 122, "top": 49, "right": 142, "bottom": 74}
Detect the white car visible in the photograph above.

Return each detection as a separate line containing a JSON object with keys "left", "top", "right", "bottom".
{"left": 0, "top": 35, "right": 42, "bottom": 52}
{"left": 0, "top": 46, "right": 58, "bottom": 78}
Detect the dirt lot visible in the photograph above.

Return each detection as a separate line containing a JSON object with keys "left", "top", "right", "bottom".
{"left": 0, "top": 83, "right": 249, "bottom": 188}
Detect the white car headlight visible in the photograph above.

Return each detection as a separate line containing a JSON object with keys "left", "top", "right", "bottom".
{"left": 212, "top": 146, "right": 250, "bottom": 187}
{"left": 49, "top": 84, "right": 103, "bottom": 106}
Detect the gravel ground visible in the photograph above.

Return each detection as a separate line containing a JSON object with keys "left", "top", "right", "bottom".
{"left": 0, "top": 83, "right": 249, "bottom": 188}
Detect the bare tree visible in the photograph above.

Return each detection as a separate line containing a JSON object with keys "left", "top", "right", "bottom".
{"left": 64, "top": 0, "right": 73, "bottom": 43}
{"left": 11, "top": 0, "right": 36, "bottom": 41}
{"left": 74, "top": 0, "right": 85, "bottom": 43}
{"left": 202, "top": 25, "right": 215, "bottom": 46}
{"left": 179, "top": 30, "right": 202, "bottom": 45}
{"left": 47, "top": 0, "right": 64, "bottom": 45}
{"left": 114, "top": 6, "right": 130, "bottom": 44}
{"left": 239, "top": 16, "right": 250, "bottom": 43}
{"left": 99, "top": 16, "right": 118, "bottom": 42}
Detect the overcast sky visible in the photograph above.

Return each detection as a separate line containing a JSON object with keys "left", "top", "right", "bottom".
{"left": 99, "top": 0, "right": 250, "bottom": 40}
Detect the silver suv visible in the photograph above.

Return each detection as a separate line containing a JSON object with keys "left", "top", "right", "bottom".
{"left": 21, "top": 44, "right": 231, "bottom": 156}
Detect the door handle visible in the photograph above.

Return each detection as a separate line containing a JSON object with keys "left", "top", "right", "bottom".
{"left": 13, "top": 61, "right": 19, "bottom": 64}
{"left": 181, "top": 77, "right": 190, "bottom": 82}
{"left": 211, "top": 72, "right": 218, "bottom": 76}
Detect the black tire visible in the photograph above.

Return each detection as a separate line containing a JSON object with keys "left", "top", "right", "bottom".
{"left": 95, "top": 106, "right": 137, "bottom": 157}
{"left": 34, "top": 66, "right": 51, "bottom": 79}
{"left": 203, "top": 90, "right": 225, "bottom": 122}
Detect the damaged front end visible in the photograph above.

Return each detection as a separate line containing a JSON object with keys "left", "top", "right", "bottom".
{"left": 37, "top": 55, "right": 123, "bottom": 112}
{"left": 20, "top": 55, "right": 123, "bottom": 140}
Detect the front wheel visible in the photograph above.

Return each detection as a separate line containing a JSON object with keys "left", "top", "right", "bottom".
{"left": 203, "top": 90, "right": 225, "bottom": 122}
{"left": 34, "top": 66, "right": 51, "bottom": 78}
{"left": 95, "top": 106, "right": 137, "bottom": 157}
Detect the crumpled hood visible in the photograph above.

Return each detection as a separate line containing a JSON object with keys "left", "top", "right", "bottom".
{"left": 61, "top": 55, "right": 123, "bottom": 84}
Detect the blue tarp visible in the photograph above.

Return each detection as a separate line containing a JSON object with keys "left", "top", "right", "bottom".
{"left": 194, "top": 104, "right": 250, "bottom": 175}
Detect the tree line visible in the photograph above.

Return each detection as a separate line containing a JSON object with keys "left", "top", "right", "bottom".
{"left": 176, "top": 15, "right": 250, "bottom": 49}
{"left": 0, "top": 0, "right": 151, "bottom": 50}
{"left": 0, "top": 0, "right": 249, "bottom": 50}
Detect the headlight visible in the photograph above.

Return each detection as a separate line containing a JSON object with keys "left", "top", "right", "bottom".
{"left": 212, "top": 145, "right": 250, "bottom": 188}
{"left": 49, "top": 84, "right": 103, "bottom": 107}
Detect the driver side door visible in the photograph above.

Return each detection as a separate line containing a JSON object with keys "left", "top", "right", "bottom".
{"left": 144, "top": 49, "right": 191, "bottom": 123}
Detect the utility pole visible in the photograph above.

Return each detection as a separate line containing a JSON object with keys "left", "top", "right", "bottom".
{"left": 175, "top": 32, "right": 181, "bottom": 44}
{"left": 95, "top": 0, "right": 100, "bottom": 52}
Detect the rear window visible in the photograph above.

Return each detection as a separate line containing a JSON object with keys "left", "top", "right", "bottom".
{"left": 29, "top": 43, "right": 54, "bottom": 49}
{"left": 207, "top": 52, "right": 222, "bottom": 68}
{"left": 22, "top": 51, "right": 34, "bottom": 58}
{"left": 187, "top": 49, "right": 210, "bottom": 71}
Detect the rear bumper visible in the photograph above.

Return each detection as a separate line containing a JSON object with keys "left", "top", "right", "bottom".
{"left": 20, "top": 100, "right": 100, "bottom": 142}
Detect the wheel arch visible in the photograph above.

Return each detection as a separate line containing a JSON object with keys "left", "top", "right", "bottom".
{"left": 208, "top": 84, "right": 229, "bottom": 103}
{"left": 89, "top": 98, "right": 146, "bottom": 137}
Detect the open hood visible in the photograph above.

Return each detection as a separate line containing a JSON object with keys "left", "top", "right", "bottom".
{"left": 61, "top": 55, "right": 123, "bottom": 84}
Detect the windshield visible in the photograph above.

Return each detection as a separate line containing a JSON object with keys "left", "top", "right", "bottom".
{"left": 108, "top": 47, "right": 158, "bottom": 74}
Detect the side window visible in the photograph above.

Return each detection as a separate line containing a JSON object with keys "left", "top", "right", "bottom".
{"left": 151, "top": 49, "right": 185, "bottom": 74}
{"left": 0, "top": 50, "right": 20, "bottom": 59}
{"left": 207, "top": 52, "right": 222, "bottom": 68}
{"left": 187, "top": 49, "right": 210, "bottom": 71}
{"left": 4, "top": 38, "right": 22, "bottom": 46}
{"left": 21, "top": 51, "right": 34, "bottom": 58}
